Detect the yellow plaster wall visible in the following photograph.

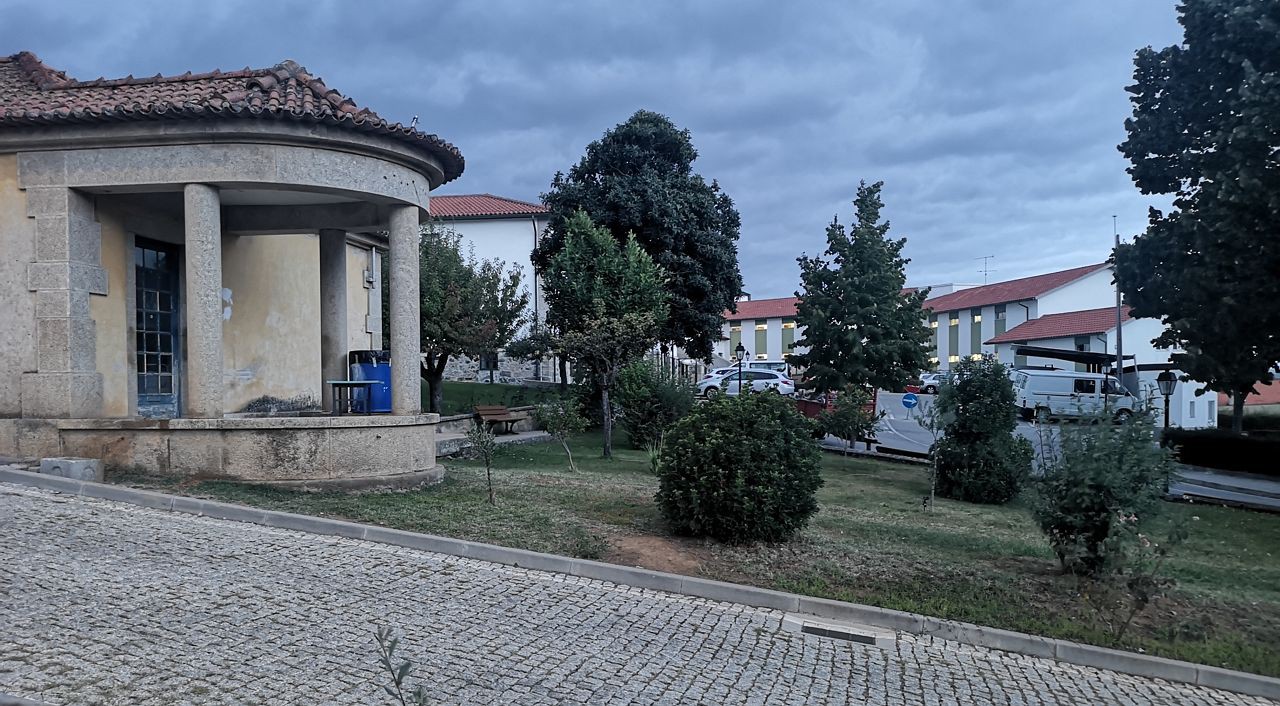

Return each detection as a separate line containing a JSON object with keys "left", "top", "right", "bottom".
{"left": 345, "top": 243, "right": 375, "bottom": 351}
{"left": 221, "top": 234, "right": 322, "bottom": 413}
{"left": 90, "top": 210, "right": 132, "bottom": 417}
{"left": 0, "top": 155, "right": 36, "bottom": 417}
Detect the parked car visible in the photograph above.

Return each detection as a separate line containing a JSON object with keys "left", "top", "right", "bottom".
{"left": 701, "top": 360, "right": 792, "bottom": 382}
{"left": 700, "top": 367, "right": 737, "bottom": 381}
{"left": 698, "top": 369, "right": 796, "bottom": 397}
{"left": 1014, "top": 369, "right": 1135, "bottom": 421}
{"left": 919, "top": 372, "right": 946, "bottom": 395}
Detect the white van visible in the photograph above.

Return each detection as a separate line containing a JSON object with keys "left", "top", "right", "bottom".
{"left": 1014, "top": 370, "right": 1136, "bottom": 421}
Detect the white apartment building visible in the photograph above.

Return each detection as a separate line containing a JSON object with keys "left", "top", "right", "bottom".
{"left": 716, "top": 297, "right": 805, "bottom": 365}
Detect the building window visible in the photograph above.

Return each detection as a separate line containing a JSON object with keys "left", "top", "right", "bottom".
{"left": 929, "top": 356, "right": 939, "bottom": 365}
{"left": 781, "top": 320, "right": 796, "bottom": 329}
{"left": 479, "top": 351, "right": 499, "bottom": 371}
{"left": 730, "top": 324, "right": 742, "bottom": 332}
{"left": 1189, "top": 400, "right": 1196, "bottom": 419}
{"left": 947, "top": 354, "right": 960, "bottom": 364}
{"left": 930, "top": 318, "right": 939, "bottom": 329}
{"left": 949, "top": 312, "right": 959, "bottom": 326}
{"left": 1074, "top": 336, "right": 1091, "bottom": 352}
{"left": 970, "top": 353, "right": 982, "bottom": 361}
{"left": 971, "top": 307, "right": 983, "bottom": 323}
{"left": 755, "top": 323, "right": 767, "bottom": 331}
{"left": 756, "top": 353, "right": 767, "bottom": 360}
{"left": 995, "top": 304, "right": 1006, "bottom": 320}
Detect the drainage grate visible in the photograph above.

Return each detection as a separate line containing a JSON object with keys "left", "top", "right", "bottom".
{"left": 800, "top": 624, "right": 878, "bottom": 645}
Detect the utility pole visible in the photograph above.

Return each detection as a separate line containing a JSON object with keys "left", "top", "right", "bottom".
{"left": 975, "top": 255, "right": 996, "bottom": 284}
{"left": 1113, "top": 216, "right": 1125, "bottom": 391}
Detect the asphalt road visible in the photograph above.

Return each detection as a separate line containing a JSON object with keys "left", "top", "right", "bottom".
{"left": 874, "top": 392, "right": 1048, "bottom": 460}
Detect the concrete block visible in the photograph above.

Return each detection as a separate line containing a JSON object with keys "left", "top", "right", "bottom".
{"left": 35, "top": 289, "right": 91, "bottom": 319}
{"left": 795, "top": 596, "right": 924, "bottom": 634}
{"left": 462, "top": 541, "right": 577, "bottom": 576}
{"left": 38, "top": 456, "right": 103, "bottom": 482}
{"left": 37, "top": 317, "right": 97, "bottom": 372}
{"left": 781, "top": 613, "right": 896, "bottom": 649}
{"left": 1054, "top": 640, "right": 1198, "bottom": 683}
{"left": 20, "top": 372, "right": 103, "bottom": 418}
{"left": 17, "top": 151, "right": 67, "bottom": 187}
{"left": 261, "top": 510, "right": 368, "bottom": 541}
{"left": 571, "top": 560, "right": 691, "bottom": 596}
{"left": 85, "top": 482, "right": 175, "bottom": 512}
{"left": 0, "top": 466, "right": 82, "bottom": 494}
{"left": 921, "top": 618, "right": 1057, "bottom": 659}
{"left": 195, "top": 499, "right": 271, "bottom": 526}
{"left": 364, "top": 526, "right": 472, "bottom": 557}
{"left": 26, "top": 262, "right": 107, "bottom": 294}
{"left": 680, "top": 575, "right": 801, "bottom": 612}
{"left": 1196, "top": 665, "right": 1280, "bottom": 700}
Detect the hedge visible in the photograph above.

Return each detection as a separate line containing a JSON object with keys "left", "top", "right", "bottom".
{"left": 1163, "top": 428, "right": 1280, "bottom": 477}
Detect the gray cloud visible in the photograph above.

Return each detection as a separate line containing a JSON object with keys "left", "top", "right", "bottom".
{"left": 1, "top": 0, "right": 1183, "bottom": 295}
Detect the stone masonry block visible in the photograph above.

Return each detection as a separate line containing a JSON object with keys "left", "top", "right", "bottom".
{"left": 21, "top": 372, "right": 103, "bottom": 419}
{"left": 27, "top": 262, "right": 107, "bottom": 294}
{"left": 17, "top": 151, "right": 67, "bottom": 188}
{"left": 39, "top": 456, "right": 103, "bottom": 482}
{"left": 35, "top": 215, "right": 102, "bottom": 264}
{"left": 35, "top": 289, "right": 91, "bottom": 319}
{"left": 37, "top": 317, "right": 97, "bottom": 372}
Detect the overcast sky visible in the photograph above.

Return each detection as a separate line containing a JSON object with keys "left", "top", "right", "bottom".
{"left": 2, "top": 0, "right": 1183, "bottom": 298}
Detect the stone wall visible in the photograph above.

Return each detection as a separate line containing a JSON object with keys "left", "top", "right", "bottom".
{"left": 442, "top": 351, "right": 552, "bottom": 383}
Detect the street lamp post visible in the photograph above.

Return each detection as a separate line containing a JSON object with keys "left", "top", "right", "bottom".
{"left": 735, "top": 342, "right": 747, "bottom": 382}
{"left": 1156, "top": 371, "right": 1178, "bottom": 430}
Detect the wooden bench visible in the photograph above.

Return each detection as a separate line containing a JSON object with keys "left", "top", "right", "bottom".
{"left": 475, "top": 405, "right": 521, "bottom": 434}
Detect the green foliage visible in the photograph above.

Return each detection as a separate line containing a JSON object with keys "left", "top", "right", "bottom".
{"left": 656, "top": 392, "right": 823, "bottom": 543}
{"left": 1115, "top": 0, "right": 1280, "bottom": 432}
{"left": 418, "top": 223, "right": 529, "bottom": 413}
{"left": 537, "top": 109, "right": 742, "bottom": 360}
{"left": 819, "top": 386, "right": 883, "bottom": 454}
{"left": 930, "top": 357, "right": 1032, "bottom": 504}
{"left": 465, "top": 424, "right": 500, "bottom": 505}
{"left": 564, "top": 524, "right": 609, "bottom": 560}
{"left": 535, "top": 399, "right": 589, "bottom": 472}
{"left": 541, "top": 211, "right": 669, "bottom": 458}
{"left": 791, "top": 181, "right": 932, "bottom": 393}
{"left": 374, "top": 627, "right": 430, "bottom": 706}
{"left": 1029, "top": 411, "right": 1174, "bottom": 576}
{"left": 614, "top": 360, "right": 696, "bottom": 449}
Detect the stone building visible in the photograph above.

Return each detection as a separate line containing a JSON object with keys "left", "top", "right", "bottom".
{"left": 0, "top": 52, "right": 462, "bottom": 483}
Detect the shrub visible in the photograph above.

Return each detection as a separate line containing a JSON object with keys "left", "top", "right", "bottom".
{"left": 535, "top": 399, "right": 589, "bottom": 472}
{"left": 655, "top": 391, "right": 823, "bottom": 543}
{"left": 614, "top": 360, "right": 696, "bottom": 449}
{"left": 819, "top": 386, "right": 883, "bottom": 455}
{"left": 465, "top": 424, "right": 500, "bottom": 505}
{"left": 929, "top": 356, "right": 1032, "bottom": 504}
{"left": 1028, "top": 411, "right": 1173, "bottom": 575}
{"left": 1163, "top": 427, "right": 1280, "bottom": 476}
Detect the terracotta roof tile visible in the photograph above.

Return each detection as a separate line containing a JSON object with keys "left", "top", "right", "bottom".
{"left": 0, "top": 51, "right": 463, "bottom": 183}
{"left": 429, "top": 194, "right": 548, "bottom": 218}
{"left": 924, "top": 263, "right": 1108, "bottom": 313}
{"left": 986, "top": 306, "right": 1131, "bottom": 344}
{"left": 725, "top": 297, "right": 798, "bottom": 321}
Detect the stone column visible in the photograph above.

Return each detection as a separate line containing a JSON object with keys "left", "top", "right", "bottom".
{"left": 319, "top": 229, "right": 349, "bottom": 411}
{"left": 388, "top": 205, "right": 421, "bottom": 416}
{"left": 183, "top": 184, "right": 224, "bottom": 418}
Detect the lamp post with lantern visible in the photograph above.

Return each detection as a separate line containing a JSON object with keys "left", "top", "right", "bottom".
{"left": 1156, "top": 370, "right": 1178, "bottom": 430}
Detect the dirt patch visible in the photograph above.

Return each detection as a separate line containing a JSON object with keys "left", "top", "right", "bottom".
{"left": 608, "top": 534, "right": 709, "bottom": 575}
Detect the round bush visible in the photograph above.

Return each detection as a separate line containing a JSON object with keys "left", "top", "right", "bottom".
{"left": 932, "top": 434, "right": 1030, "bottom": 504}
{"left": 655, "top": 392, "right": 823, "bottom": 543}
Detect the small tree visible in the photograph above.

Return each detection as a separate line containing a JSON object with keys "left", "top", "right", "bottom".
{"left": 535, "top": 399, "right": 588, "bottom": 472}
{"left": 465, "top": 423, "right": 500, "bottom": 505}
{"left": 656, "top": 392, "right": 823, "bottom": 543}
{"left": 930, "top": 356, "right": 1032, "bottom": 504}
{"left": 614, "top": 359, "right": 695, "bottom": 450}
{"left": 791, "top": 180, "right": 933, "bottom": 393}
{"left": 418, "top": 224, "right": 529, "bottom": 414}
{"left": 819, "top": 386, "right": 883, "bottom": 456}
{"left": 541, "top": 211, "right": 669, "bottom": 458}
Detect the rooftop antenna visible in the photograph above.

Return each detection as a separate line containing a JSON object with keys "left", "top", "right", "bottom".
{"left": 975, "top": 255, "right": 996, "bottom": 284}
{"left": 409, "top": 115, "right": 419, "bottom": 129}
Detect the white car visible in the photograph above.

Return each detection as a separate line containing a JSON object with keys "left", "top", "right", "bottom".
{"left": 919, "top": 372, "right": 946, "bottom": 394}
{"left": 700, "top": 367, "right": 737, "bottom": 381}
{"left": 1014, "top": 369, "right": 1136, "bottom": 421}
{"left": 698, "top": 369, "right": 796, "bottom": 397}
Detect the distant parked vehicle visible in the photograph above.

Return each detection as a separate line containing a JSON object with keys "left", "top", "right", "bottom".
{"left": 698, "top": 369, "right": 796, "bottom": 397}
{"left": 700, "top": 367, "right": 737, "bottom": 381}
{"left": 701, "top": 360, "right": 791, "bottom": 382}
{"left": 919, "top": 372, "right": 946, "bottom": 395}
{"left": 1014, "top": 369, "right": 1135, "bottom": 422}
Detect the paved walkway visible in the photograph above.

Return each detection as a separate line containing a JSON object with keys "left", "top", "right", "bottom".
{"left": 0, "top": 484, "right": 1269, "bottom": 705}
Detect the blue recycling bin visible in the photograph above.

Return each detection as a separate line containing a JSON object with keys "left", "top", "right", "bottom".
{"left": 347, "top": 350, "right": 392, "bottom": 413}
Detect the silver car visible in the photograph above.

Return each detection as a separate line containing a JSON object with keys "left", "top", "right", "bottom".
{"left": 919, "top": 372, "right": 946, "bottom": 394}
{"left": 698, "top": 369, "right": 796, "bottom": 397}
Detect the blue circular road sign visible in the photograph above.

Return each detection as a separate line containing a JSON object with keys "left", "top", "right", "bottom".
{"left": 901, "top": 393, "right": 919, "bottom": 409}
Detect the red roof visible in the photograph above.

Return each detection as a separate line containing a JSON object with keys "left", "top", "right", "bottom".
{"left": 986, "top": 306, "right": 1131, "bottom": 344}
{"left": 1218, "top": 383, "right": 1280, "bottom": 408}
{"left": 0, "top": 51, "right": 463, "bottom": 183}
{"left": 429, "top": 194, "right": 548, "bottom": 219}
{"left": 725, "top": 297, "right": 798, "bottom": 321}
{"left": 924, "top": 263, "right": 1108, "bottom": 313}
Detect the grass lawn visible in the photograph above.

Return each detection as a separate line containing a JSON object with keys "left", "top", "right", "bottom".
{"left": 429, "top": 380, "right": 564, "bottom": 416}
{"left": 109, "top": 433, "right": 1280, "bottom": 676}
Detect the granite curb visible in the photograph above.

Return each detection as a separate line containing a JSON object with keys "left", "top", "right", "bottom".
{"left": 1, "top": 467, "right": 1276, "bottom": 701}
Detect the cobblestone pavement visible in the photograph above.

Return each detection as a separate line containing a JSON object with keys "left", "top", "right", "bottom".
{"left": 0, "top": 483, "right": 1269, "bottom": 706}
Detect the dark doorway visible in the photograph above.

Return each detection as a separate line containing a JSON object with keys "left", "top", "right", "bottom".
{"left": 135, "top": 238, "right": 181, "bottom": 418}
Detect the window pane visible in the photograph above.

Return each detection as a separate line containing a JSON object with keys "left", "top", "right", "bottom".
{"left": 159, "top": 375, "right": 172, "bottom": 394}
{"left": 159, "top": 334, "right": 172, "bottom": 353}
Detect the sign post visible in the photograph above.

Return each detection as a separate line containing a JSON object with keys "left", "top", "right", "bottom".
{"left": 901, "top": 392, "right": 919, "bottom": 419}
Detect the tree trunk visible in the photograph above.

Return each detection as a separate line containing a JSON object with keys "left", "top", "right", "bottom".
{"left": 558, "top": 357, "right": 569, "bottom": 394}
{"left": 601, "top": 386, "right": 613, "bottom": 459}
{"left": 422, "top": 353, "right": 449, "bottom": 414}
{"left": 1233, "top": 392, "right": 1245, "bottom": 433}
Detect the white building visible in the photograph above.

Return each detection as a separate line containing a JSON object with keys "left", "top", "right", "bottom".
{"left": 715, "top": 296, "right": 806, "bottom": 365}
{"left": 428, "top": 194, "right": 556, "bottom": 383}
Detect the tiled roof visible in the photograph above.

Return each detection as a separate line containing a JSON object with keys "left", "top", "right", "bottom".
{"left": 986, "top": 306, "right": 1131, "bottom": 344}
{"left": 429, "top": 194, "right": 548, "bottom": 219}
{"left": 725, "top": 297, "right": 798, "bottom": 321}
{"left": 0, "top": 51, "right": 463, "bottom": 183}
{"left": 924, "top": 263, "right": 1108, "bottom": 313}
{"left": 1218, "top": 383, "right": 1280, "bottom": 408}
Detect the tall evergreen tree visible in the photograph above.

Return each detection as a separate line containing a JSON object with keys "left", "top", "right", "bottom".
{"left": 542, "top": 211, "right": 669, "bottom": 458}
{"left": 791, "top": 181, "right": 932, "bottom": 393}
{"left": 536, "top": 110, "right": 742, "bottom": 360}
{"left": 1115, "top": 0, "right": 1280, "bottom": 431}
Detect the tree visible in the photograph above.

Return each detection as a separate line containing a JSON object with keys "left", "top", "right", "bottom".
{"left": 930, "top": 356, "right": 1033, "bottom": 504}
{"left": 418, "top": 224, "right": 529, "bottom": 414}
{"left": 535, "top": 399, "right": 588, "bottom": 472}
{"left": 542, "top": 211, "right": 669, "bottom": 458}
{"left": 537, "top": 110, "right": 742, "bottom": 360}
{"left": 465, "top": 423, "right": 500, "bottom": 505}
{"left": 791, "top": 181, "right": 933, "bottom": 393}
{"left": 1115, "top": 0, "right": 1280, "bottom": 432}
{"left": 819, "top": 386, "right": 883, "bottom": 456}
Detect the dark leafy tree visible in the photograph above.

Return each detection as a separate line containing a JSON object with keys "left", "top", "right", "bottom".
{"left": 1115, "top": 0, "right": 1280, "bottom": 432}
{"left": 537, "top": 109, "right": 742, "bottom": 360}
{"left": 791, "top": 181, "right": 933, "bottom": 393}
{"left": 418, "top": 224, "right": 528, "bottom": 414}
{"left": 542, "top": 211, "right": 669, "bottom": 458}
